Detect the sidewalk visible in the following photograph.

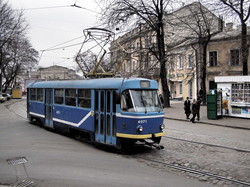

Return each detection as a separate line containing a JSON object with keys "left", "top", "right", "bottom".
{"left": 164, "top": 101, "right": 250, "bottom": 130}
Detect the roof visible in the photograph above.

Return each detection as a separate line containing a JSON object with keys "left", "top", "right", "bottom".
{"left": 27, "top": 77, "right": 159, "bottom": 90}
{"left": 210, "top": 29, "right": 242, "bottom": 41}
{"left": 38, "top": 65, "right": 74, "bottom": 71}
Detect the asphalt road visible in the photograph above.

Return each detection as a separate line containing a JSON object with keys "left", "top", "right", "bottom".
{"left": 0, "top": 100, "right": 214, "bottom": 187}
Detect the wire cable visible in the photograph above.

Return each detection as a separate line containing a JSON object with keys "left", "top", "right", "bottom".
{"left": 18, "top": 5, "right": 71, "bottom": 11}
{"left": 43, "top": 35, "right": 84, "bottom": 51}
{"left": 14, "top": 4, "right": 99, "bottom": 13}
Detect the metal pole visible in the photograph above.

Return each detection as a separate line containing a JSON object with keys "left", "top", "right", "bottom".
{"left": 0, "top": 48, "right": 3, "bottom": 92}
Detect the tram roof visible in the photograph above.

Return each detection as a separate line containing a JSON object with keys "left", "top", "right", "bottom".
{"left": 27, "top": 78, "right": 158, "bottom": 90}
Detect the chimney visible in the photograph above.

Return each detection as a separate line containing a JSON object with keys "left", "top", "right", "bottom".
{"left": 225, "top": 23, "right": 233, "bottom": 31}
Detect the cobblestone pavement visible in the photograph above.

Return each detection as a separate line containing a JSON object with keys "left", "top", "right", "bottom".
{"left": 132, "top": 126, "right": 250, "bottom": 186}
{"left": 131, "top": 100, "right": 250, "bottom": 187}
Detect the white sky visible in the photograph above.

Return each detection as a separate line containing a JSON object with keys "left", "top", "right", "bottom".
{"left": 9, "top": 0, "right": 103, "bottom": 69}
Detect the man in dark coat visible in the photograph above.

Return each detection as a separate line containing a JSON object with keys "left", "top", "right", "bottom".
{"left": 190, "top": 99, "right": 199, "bottom": 123}
{"left": 196, "top": 98, "right": 202, "bottom": 121}
{"left": 184, "top": 97, "right": 191, "bottom": 119}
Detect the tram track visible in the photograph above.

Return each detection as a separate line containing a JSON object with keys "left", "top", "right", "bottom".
{"left": 137, "top": 156, "right": 250, "bottom": 186}
{"left": 162, "top": 136, "right": 250, "bottom": 153}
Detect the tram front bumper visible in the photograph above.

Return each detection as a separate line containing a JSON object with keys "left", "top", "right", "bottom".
{"left": 116, "top": 131, "right": 165, "bottom": 139}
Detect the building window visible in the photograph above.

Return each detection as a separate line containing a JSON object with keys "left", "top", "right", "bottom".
{"left": 78, "top": 89, "right": 91, "bottom": 108}
{"left": 179, "top": 82, "right": 183, "bottom": 94}
{"left": 177, "top": 55, "right": 183, "bottom": 69}
{"left": 132, "top": 43, "right": 135, "bottom": 49}
{"left": 169, "top": 56, "right": 174, "bottom": 71}
{"left": 65, "top": 89, "right": 76, "bottom": 106}
{"left": 54, "top": 89, "right": 64, "bottom": 105}
{"left": 187, "top": 54, "right": 193, "bottom": 68}
{"left": 133, "top": 61, "right": 137, "bottom": 71}
{"left": 209, "top": 51, "right": 217, "bottom": 66}
{"left": 137, "top": 42, "right": 140, "bottom": 49}
{"left": 189, "top": 81, "right": 193, "bottom": 98}
{"left": 128, "top": 61, "right": 132, "bottom": 72}
{"left": 230, "top": 49, "right": 240, "bottom": 65}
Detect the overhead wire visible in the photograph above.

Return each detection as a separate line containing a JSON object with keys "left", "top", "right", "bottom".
{"left": 41, "top": 42, "right": 84, "bottom": 52}
{"left": 14, "top": 3, "right": 98, "bottom": 13}
{"left": 18, "top": 5, "right": 71, "bottom": 11}
{"left": 42, "top": 35, "right": 85, "bottom": 51}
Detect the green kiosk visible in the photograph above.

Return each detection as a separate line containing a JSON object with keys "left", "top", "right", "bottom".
{"left": 207, "top": 89, "right": 223, "bottom": 119}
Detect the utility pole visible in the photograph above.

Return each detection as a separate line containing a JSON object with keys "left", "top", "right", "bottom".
{"left": 0, "top": 48, "right": 3, "bottom": 92}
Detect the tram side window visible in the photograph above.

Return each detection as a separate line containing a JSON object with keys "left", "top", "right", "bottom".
{"left": 65, "top": 89, "right": 76, "bottom": 106}
{"left": 30, "top": 88, "right": 36, "bottom": 101}
{"left": 121, "top": 90, "right": 134, "bottom": 112}
{"left": 37, "top": 88, "right": 43, "bottom": 102}
{"left": 78, "top": 89, "right": 91, "bottom": 108}
{"left": 54, "top": 89, "right": 64, "bottom": 105}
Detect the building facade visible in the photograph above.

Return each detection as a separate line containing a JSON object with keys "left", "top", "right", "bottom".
{"left": 18, "top": 65, "right": 80, "bottom": 93}
{"left": 36, "top": 65, "right": 79, "bottom": 80}
{"left": 109, "top": 2, "right": 250, "bottom": 100}
{"left": 167, "top": 27, "right": 250, "bottom": 100}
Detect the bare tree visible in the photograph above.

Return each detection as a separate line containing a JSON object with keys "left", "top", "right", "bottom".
{"left": 2, "top": 35, "right": 38, "bottom": 91}
{"left": 101, "top": 0, "right": 171, "bottom": 107}
{"left": 218, "top": 0, "right": 250, "bottom": 75}
{"left": 0, "top": 0, "right": 38, "bottom": 91}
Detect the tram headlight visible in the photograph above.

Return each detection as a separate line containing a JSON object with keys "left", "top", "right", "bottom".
{"left": 137, "top": 125, "right": 144, "bottom": 132}
{"left": 160, "top": 124, "right": 165, "bottom": 130}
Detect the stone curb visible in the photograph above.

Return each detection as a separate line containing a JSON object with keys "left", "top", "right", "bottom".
{"left": 165, "top": 117, "right": 250, "bottom": 131}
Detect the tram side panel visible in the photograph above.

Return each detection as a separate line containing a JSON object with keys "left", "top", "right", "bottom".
{"left": 52, "top": 105, "right": 94, "bottom": 133}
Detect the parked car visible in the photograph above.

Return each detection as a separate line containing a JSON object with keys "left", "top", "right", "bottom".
{"left": 2, "top": 93, "right": 11, "bottom": 100}
{"left": 0, "top": 95, "right": 6, "bottom": 103}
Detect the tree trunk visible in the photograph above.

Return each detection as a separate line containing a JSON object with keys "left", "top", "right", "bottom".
{"left": 241, "top": 23, "right": 248, "bottom": 75}
{"left": 201, "top": 43, "right": 207, "bottom": 105}
{"left": 157, "top": 22, "right": 170, "bottom": 108}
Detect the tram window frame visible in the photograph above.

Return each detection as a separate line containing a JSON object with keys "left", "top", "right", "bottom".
{"left": 30, "top": 88, "right": 36, "bottom": 101}
{"left": 65, "top": 89, "right": 76, "bottom": 106}
{"left": 37, "top": 88, "right": 44, "bottom": 102}
{"left": 54, "top": 89, "right": 64, "bottom": 105}
{"left": 78, "top": 89, "right": 91, "bottom": 108}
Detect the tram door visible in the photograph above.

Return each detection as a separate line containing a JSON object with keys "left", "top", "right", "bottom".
{"left": 94, "top": 90, "right": 116, "bottom": 145}
{"left": 45, "top": 89, "right": 53, "bottom": 128}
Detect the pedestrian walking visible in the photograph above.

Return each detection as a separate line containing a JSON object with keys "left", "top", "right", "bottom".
{"left": 190, "top": 99, "right": 199, "bottom": 123}
{"left": 159, "top": 94, "right": 164, "bottom": 108}
{"left": 196, "top": 98, "right": 202, "bottom": 121}
{"left": 184, "top": 97, "right": 191, "bottom": 119}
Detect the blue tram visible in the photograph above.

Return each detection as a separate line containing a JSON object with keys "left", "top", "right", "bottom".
{"left": 27, "top": 78, "right": 165, "bottom": 148}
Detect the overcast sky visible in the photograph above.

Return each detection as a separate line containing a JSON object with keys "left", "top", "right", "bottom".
{"left": 9, "top": 0, "right": 102, "bottom": 69}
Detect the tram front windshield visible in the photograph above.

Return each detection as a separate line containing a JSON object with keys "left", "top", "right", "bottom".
{"left": 121, "top": 90, "right": 163, "bottom": 113}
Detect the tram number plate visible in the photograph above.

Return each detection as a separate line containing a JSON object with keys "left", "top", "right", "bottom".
{"left": 138, "top": 120, "right": 147, "bottom": 124}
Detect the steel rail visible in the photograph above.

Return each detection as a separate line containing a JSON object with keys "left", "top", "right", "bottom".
{"left": 138, "top": 157, "right": 250, "bottom": 186}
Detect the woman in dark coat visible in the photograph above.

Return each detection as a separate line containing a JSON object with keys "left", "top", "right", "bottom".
{"left": 184, "top": 97, "right": 191, "bottom": 119}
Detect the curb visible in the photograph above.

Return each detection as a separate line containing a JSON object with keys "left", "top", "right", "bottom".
{"left": 165, "top": 117, "right": 250, "bottom": 131}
